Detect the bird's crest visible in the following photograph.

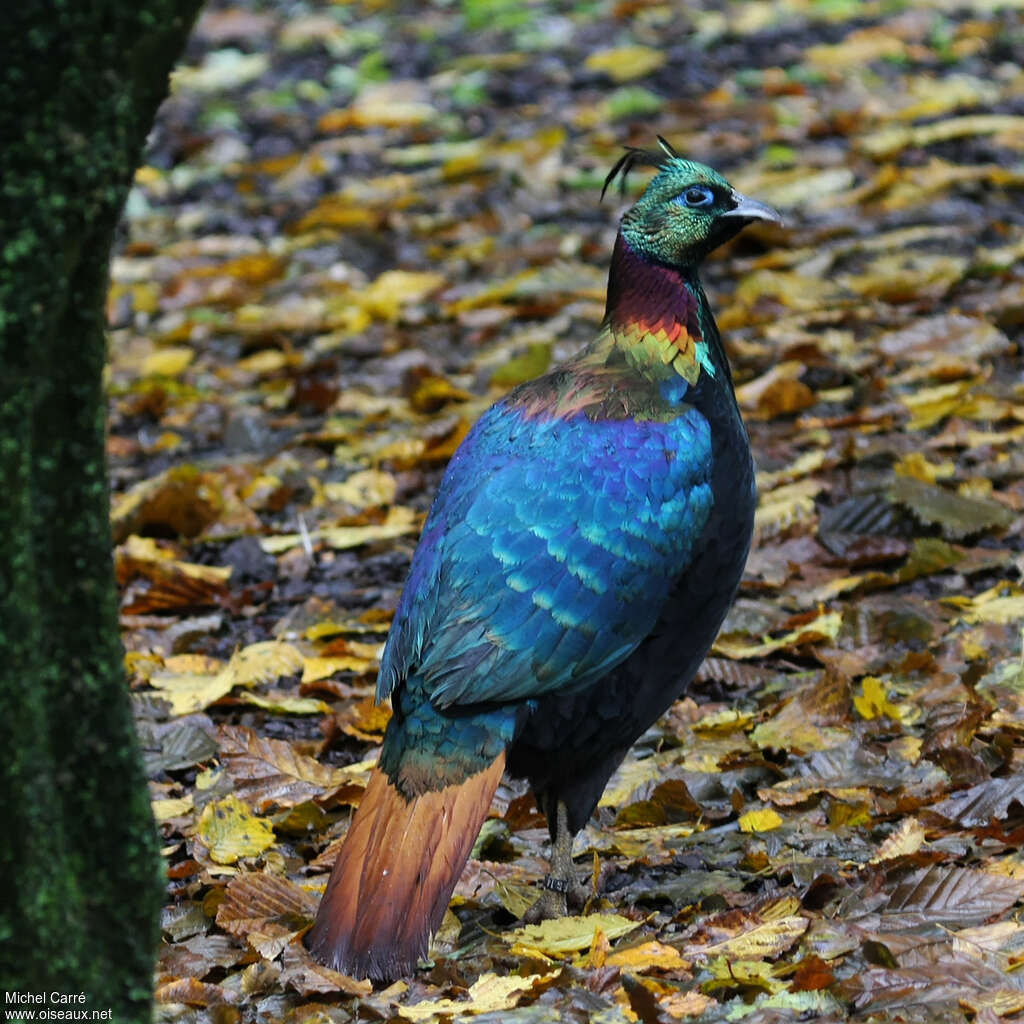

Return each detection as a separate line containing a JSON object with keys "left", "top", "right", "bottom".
{"left": 601, "top": 136, "right": 679, "bottom": 200}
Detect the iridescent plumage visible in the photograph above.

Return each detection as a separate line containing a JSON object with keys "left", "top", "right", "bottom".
{"left": 309, "top": 143, "right": 780, "bottom": 981}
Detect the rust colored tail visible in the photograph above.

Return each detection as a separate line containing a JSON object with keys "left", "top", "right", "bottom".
{"left": 307, "top": 753, "right": 505, "bottom": 981}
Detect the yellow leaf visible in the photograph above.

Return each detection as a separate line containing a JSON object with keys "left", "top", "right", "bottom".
{"left": 143, "top": 346, "right": 194, "bottom": 377}
{"left": 236, "top": 349, "right": 291, "bottom": 375}
{"left": 713, "top": 611, "right": 841, "bottom": 660}
{"left": 605, "top": 940, "right": 690, "bottom": 972}
{"left": 223, "top": 641, "right": 305, "bottom": 687}
{"left": 900, "top": 378, "right": 980, "bottom": 430}
{"left": 507, "top": 913, "right": 639, "bottom": 958}
{"left": 149, "top": 641, "right": 304, "bottom": 716}
{"left": 698, "top": 917, "right": 808, "bottom": 961}
{"left": 754, "top": 479, "right": 822, "bottom": 540}
{"left": 197, "top": 795, "right": 275, "bottom": 864}
{"left": 149, "top": 669, "right": 235, "bottom": 716}
{"left": 703, "top": 955, "right": 784, "bottom": 994}
{"left": 853, "top": 676, "right": 905, "bottom": 721}
{"left": 397, "top": 972, "right": 554, "bottom": 1021}
{"left": 301, "top": 655, "right": 377, "bottom": 683}
{"left": 947, "top": 582, "right": 1024, "bottom": 626}
{"left": 357, "top": 270, "right": 445, "bottom": 321}
{"left": 871, "top": 817, "right": 926, "bottom": 864}
{"left": 119, "top": 536, "right": 232, "bottom": 584}
{"left": 152, "top": 795, "right": 194, "bottom": 821}
{"left": 351, "top": 83, "right": 436, "bottom": 128}
{"left": 323, "top": 469, "right": 398, "bottom": 509}
{"left": 260, "top": 506, "right": 417, "bottom": 554}
{"left": 236, "top": 692, "right": 332, "bottom": 715}
{"left": 738, "top": 808, "right": 783, "bottom": 834}
{"left": 894, "top": 452, "right": 955, "bottom": 484}
{"left": 584, "top": 46, "right": 666, "bottom": 82}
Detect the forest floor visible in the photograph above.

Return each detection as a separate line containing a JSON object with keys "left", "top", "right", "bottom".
{"left": 111, "top": 1, "right": 1024, "bottom": 1021}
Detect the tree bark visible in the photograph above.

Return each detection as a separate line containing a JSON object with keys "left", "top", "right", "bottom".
{"left": 0, "top": 2, "right": 203, "bottom": 1018}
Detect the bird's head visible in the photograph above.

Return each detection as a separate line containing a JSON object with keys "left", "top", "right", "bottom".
{"left": 604, "top": 138, "right": 781, "bottom": 269}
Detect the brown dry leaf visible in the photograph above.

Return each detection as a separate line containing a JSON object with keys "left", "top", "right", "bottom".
{"left": 870, "top": 865, "right": 1024, "bottom": 928}
{"left": 218, "top": 724, "right": 347, "bottom": 811}
{"left": 196, "top": 795, "right": 275, "bottom": 865}
{"left": 735, "top": 361, "right": 815, "bottom": 420}
{"left": 398, "top": 971, "right": 556, "bottom": 1021}
{"left": 154, "top": 977, "right": 237, "bottom": 1006}
{"left": 111, "top": 465, "right": 226, "bottom": 542}
{"left": 215, "top": 871, "right": 317, "bottom": 943}
{"left": 507, "top": 914, "right": 640, "bottom": 958}
{"left": 929, "top": 777, "right": 1024, "bottom": 827}
{"left": 278, "top": 942, "right": 373, "bottom": 996}
{"left": 118, "top": 535, "right": 232, "bottom": 613}
{"left": 659, "top": 990, "right": 716, "bottom": 1017}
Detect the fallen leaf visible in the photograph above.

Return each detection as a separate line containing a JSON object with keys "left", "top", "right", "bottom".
{"left": 738, "top": 808, "right": 783, "bottom": 833}
{"left": 507, "top": 914, "right": 640, "bottom": 957}
{"left": 584, "top": 45, "right": 666, "bottom": 82}
{"left": 398, "top": 971, "right": 556, "bottom": 1020}
{"left": 197, "top": 795, "right": 275, "bottom": 864}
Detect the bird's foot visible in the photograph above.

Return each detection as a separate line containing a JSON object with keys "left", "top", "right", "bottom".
{"left": 523, "top": 872, "right": 590, "bottom": 923}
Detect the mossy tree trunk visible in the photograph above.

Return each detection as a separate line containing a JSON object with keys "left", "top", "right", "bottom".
{"left": 0, "top": 2, "right": 203, "bottom": 1018}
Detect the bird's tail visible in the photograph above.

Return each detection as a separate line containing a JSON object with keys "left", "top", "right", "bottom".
{"left": 307, "top": 751, "right": 506, "bottom": 981}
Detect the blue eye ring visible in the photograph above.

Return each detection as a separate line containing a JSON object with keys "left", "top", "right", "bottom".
{"left": 677, "top": 185, "right": 715, "bottom": 208}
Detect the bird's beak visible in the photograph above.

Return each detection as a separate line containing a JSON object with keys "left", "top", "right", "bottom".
{"left": 723, "top": 192, "right": 783, "bottom": 225}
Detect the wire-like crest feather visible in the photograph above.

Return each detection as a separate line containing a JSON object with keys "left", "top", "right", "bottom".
{"left": 601, "top": 136, "right": 680, "bottom": 200}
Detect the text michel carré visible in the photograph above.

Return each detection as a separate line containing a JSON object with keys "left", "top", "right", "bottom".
{"left": 6, "top": 993, "right": 87, "bottom": 1004}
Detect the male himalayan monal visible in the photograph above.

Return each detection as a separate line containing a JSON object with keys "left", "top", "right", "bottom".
{"left": 308, "top": 138, "right": 781, "bottom": 981}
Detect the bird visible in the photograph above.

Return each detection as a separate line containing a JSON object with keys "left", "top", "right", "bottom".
{"left": 307, "top": 138, "right": 780, "bottom": 981}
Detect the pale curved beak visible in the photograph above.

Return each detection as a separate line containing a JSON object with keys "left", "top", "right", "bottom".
{"left": 723, "top": 192, "right": 783, "bottom": 225}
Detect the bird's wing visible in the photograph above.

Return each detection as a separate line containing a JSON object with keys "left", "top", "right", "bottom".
{"left": 377, "top": 399, "right": 714, "bottom": 710}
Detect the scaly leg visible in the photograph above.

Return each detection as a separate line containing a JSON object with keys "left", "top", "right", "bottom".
{"left": 524, "top": 800, "right": 588, "bottom": 922}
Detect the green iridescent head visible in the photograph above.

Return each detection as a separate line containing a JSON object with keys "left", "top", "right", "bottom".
{"left": 603, "top": 138, "right": 781, "bottom": 269}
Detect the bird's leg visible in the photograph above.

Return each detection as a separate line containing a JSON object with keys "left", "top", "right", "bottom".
{"left": 524, "top": 801, "right": 588, "bottom": 921}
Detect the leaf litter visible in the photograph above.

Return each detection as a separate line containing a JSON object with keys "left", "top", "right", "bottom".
{"left": 110, "top": 1, "right": 1024, "bottom": 1021}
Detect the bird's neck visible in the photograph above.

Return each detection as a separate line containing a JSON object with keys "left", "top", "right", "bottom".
{"left": 600, "top": 234, "right": 724, "bottom": 398}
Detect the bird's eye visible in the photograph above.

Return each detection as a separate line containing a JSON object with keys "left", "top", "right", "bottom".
{"left": 677, "top": 185, "right": 714, "bottom": 208}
